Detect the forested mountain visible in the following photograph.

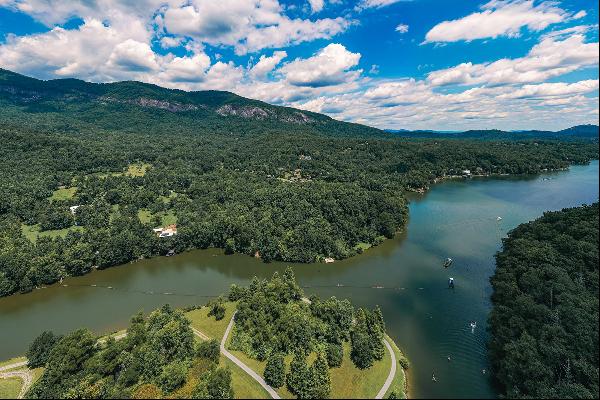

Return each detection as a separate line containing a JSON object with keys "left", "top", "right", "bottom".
{"left": 386, "top": 125, "right": 600, "bottom": 141}
{"left": 488, "top": 203, "right": 599, "bottom": 399}
{"left": 0, "top": 68, "right": 382, "bottom": 138}
{"left": 0, "top": 68, "right": 598, "bottom": 298}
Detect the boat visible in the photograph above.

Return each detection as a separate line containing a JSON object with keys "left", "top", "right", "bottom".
{"left": 497, "top": 216, "right": 502, "bottom": 221}
{"left": 443, "top": 258, "right": 453, "bottom": 268}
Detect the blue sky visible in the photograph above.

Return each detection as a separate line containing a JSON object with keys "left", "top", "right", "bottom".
{"left": 0, "top": 0, "right": 598, "bottom": 130}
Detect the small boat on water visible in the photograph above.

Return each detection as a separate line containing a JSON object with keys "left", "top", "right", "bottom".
{"left": 497, "top": 216, "right": 503, "bottom": 221}
{"left": 443, "top": 258, "right": 453, "bottom": 268}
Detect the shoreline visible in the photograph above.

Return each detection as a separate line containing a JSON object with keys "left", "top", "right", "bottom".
{"left": 2, "top": 160, "right": 597, "bottom": 302}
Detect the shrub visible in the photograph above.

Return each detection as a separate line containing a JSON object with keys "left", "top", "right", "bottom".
{"left": 197, "top": 339, "right": 220, "bottom": 363}
{"left": 326, "top": 342, "right": 343, "bottom": 368}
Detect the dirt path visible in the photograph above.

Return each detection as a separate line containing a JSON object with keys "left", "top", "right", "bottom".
{"left": 0, "top": 369, "right": 34, "bottom": 399}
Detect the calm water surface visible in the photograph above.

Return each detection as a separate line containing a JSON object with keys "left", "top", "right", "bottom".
{"left": 1, "top": 160, "right": 598, "bottom": 398}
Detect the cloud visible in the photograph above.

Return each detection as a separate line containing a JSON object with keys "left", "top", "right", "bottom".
{"left": 250, "top": 51, "right": 287, "bottom": 78}
{"left": 279, "top": 43, "right": 361, "bottom": 87}
{"left": 357, "top": 0, "right": 404, "bottom": 10}
{"left": 160, "top": 36, "right": 184, "bottom": 49}
{"left": 107, "top": 39, "right": 159, "bottom": 72}
{"left": 425, "top": 0, "right": 567, "bottom": 43}
{"left": 0, "top": 18, "right": 150, "bottom": 80}
{"left": 395, "top": 24, "right": 409, "bottom": 34}
{"left": 427, "top": 34, "right": 599, "bottom": 86}
{"left": 162, "top": 0, "right": 350, "bottom": 54}
{"left": 307, "top": 0, "right": 324, "bottom": 13}
{"left": 498, "top": 79, "right": 599, "bottom": 99}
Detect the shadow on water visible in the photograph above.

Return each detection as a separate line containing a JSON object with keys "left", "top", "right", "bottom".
{"left": 1, "top": 161, "right": 598, "bottom": 399}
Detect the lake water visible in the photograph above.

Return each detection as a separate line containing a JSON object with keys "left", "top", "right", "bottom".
{"left": 1, "top": 160, "right": 598, "bottom": 398}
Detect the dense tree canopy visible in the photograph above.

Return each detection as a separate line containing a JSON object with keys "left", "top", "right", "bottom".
{"left": 0, "top": 68, "right": 598, "bottom": 297}
{"left": 25, "top": 304, "right": 234, "bottom": 399}
{"left": 488, "top": 203, "right": 599, "bottom": 399}
{"left": 230, "top": 268, "right": 387, "bottom": 398}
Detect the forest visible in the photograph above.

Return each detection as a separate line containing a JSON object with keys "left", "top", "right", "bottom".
{"left": 228, "top": 268, "right": 395, "bottom": 398}
{"left": 488, "top": 203, "right": 599, "bottom": 399}
{"left": 25, "top": 304, "right": 233, "bottom": 399}
{"left": 1, "top": 68, "right": 599, "bottom": 297}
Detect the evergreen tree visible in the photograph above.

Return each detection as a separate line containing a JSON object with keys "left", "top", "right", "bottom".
{"left": 286, "top": 352, "right": 312, "bottom": 398}
{"left": 311, "top": 352, "right": 331, "bottom": 398}
{"left": 264, "top": 352, "right": 285, "bottom": 388}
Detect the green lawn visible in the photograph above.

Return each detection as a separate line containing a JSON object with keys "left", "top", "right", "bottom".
{"left": 225, "top": 327, "right": 394, "bottom": 399}
{"left": 0, "top": 377, "right": 22, "bottom": 399}
{"left": 50, "top": 186, "right": 77, "bottom": 201}
{"left": 21, "top": 224, "right": 84, "bottom": 242}
{"left": 384, "top": 335, "right": 408, "bottom": 399}
{"left": 137, "top": 209, "right": 177, "bottom": 227}
{"left": 185, "top": 302, "right": 237, "bottom": 341}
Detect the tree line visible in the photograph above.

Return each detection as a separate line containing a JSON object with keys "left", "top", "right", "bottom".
{"left": 25, "top": 304, "right": 234, "bottom": 399}
{"left": 488, "top": 203, "right": 599, "bottom": 398}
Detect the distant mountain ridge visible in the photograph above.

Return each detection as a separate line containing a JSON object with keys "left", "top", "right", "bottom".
{"left": 1, "top": 68, "right": 597, "bottom": 140}
{"left": 386, "top": 125, "right": 599, "bottom": 141}
{"left": 0, "top": 68, "right": 382, "bottom": 137}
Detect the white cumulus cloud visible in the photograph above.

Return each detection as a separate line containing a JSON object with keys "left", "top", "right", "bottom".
{"left": 425, "top": 0, "right": 567, "bottom": 43}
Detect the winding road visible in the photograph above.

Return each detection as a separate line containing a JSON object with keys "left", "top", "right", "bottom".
{"left": 375, "top": 338, "right": 397, "bottom": 399}
{"left": 219, "top": 312, "right": 281, "bottom": 399}
{"left": 2, "top": 310, "right": 399, "bottom": 399}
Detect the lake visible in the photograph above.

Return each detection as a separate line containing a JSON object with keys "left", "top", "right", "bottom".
{"left": 1, "top": 160, "right": 598, "bottom": 398}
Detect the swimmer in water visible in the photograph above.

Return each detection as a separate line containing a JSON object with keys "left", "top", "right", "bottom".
{"left": 447, "top": 356, "right": 451, "bottom": 362}
{"left": 432, "top": 372, "right": 437, "bottom": 382}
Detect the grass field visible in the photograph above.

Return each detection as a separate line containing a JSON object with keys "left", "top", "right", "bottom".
{"left": 50, "top": 186, "right": 77, "bottom": 201}
{"left": 226, "top": 338, "right": 392, "bottom": 399}
{"left": 0, "top": 377, "right": 22, "bottom": 399}
{"left": 0, "top": 357, "right": 26, "bottom": 370}
{"left": 185, "top": 302, "right": 237, "bottom": 341}
{"left": 137, "top": 209, "right": 177, "bottom": 227}
{"left": 125, "top": 163, "right": 151, "bottom": 177}
{"left": 21, "top": 224, "right": 84, "bottom": 242}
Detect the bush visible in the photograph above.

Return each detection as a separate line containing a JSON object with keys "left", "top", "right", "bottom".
{"left": 132, "top": 383, "right": 163, "bottom": 399}
{"left": 398, "top": 356, "right": 410, "bottom": 370}
{"left": 207, "top": 298, "right": 226, "bottom": 321}
{"left": 197, "top": 339, "right": 220, "bottom": 363}
{"left": 326, "top": 342, "right": 343, "bottom": 368}
{"left": 157, "top": 361, "right": 187, "bottom": 392}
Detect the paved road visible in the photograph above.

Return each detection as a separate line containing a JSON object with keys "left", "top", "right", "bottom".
{"left": 375, "top": 338, "right": 397, "bottom": 399}
{"left": 0, "top": 368, "right": 33, "bottom": 399}
{"left": 220, "top": 312, "right": 281, "bottom": 399}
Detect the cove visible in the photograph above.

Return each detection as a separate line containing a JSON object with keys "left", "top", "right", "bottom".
{"left": 1, "top": 160, "right": 598, "bottom": 398}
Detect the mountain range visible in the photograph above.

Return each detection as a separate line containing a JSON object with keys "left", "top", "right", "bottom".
{"left": 1, "top": 68, "right": 597, "bottom": 140}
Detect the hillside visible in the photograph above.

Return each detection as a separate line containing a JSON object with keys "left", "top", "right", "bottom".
{"left": 0, "top": 68, "right": 383, "bottom": 138}
{"left": 488, "top": 203, "right": 599, "bottom": 398}
{"left": 0, "top": 68, "right": 598, "bottom": 298}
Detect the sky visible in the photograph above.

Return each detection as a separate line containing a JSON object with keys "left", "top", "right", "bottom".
{"left": 0, "top": 0, "right": 598, "bottom": 131}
